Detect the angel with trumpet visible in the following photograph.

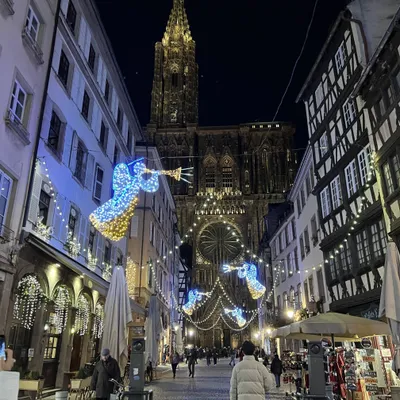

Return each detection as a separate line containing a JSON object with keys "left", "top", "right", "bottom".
{"left": 223, "top": 262, "right": 266, "bottom": 300}
{"left": 224, "top": 307, "right": 246, "bottom": 327}
{"left": 182, "top": 289, "right": 211, "bottom": 316}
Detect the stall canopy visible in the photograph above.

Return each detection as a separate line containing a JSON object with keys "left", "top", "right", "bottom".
{"left": 272, "top": 312, "right": 390, "bottom": 341}
{"left": 379, "top": 241, "right": 400, "bottom": 372}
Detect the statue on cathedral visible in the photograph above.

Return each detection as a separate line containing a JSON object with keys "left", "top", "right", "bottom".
{"left": 89, "top": 159, "right": 192, "bottom": 241}
{"left": 223, "top": 262, "right": 266, "bottom": 300}
{"left": 224, "top": 307, "right": 246, "bottom": 327}
{"left": 182, "top": 289, "right": 210, "bottom": 316}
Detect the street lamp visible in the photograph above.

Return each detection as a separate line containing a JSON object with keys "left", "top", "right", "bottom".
{"left": 188, "top": 329, "right": 194, "bottom": 337}
{"left": 266, "top": 328, "right": 272, "bottom": 335}
{"left": 286, "top": 309, "right": 295, "bottom": 319}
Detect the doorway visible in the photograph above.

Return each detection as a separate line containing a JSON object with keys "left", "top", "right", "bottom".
{"left": 70, "top": 334, "right": 83, "bottom": 372}
{"left": 42, "top": 330, "right": 61, "bottom": 388}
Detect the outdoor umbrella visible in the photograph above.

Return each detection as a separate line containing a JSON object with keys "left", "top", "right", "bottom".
{"left": 144, "top": 295, "right": 159, "bottom": 366}
{"left": 103, "top": 266, "right": 133, "bottom": 371}
{"left": 379, "top": 241, "right": 400, "bottom": 373}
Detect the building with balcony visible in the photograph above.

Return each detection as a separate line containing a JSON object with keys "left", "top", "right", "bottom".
{"left": 0, "top": 0, "right": 56, "bottom": 334}
{"left": 5, "top": 0, "right": 144, "bottom": 389}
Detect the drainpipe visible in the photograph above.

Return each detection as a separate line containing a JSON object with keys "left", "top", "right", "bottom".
{"left": 21, "top": 0, "right": 62, "bottom": 236}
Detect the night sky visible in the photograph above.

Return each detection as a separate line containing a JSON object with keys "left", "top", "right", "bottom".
{"left": 95, "top": 0, "right": 348, "bottom": 149}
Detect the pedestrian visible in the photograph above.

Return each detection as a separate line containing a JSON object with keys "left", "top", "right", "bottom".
{"left": 229, "top": 348, "right": 236, "bottom": 367}
{"left": 188, "top": 347, "right": 197, "bottom": 377}
{"left": 91, "top": 348, "right": 121, "bottom": 400}
{"left": 213, "top": 348, "right": 218, "bottom": 365}
{"left": 230, "top": 341, "right": 274, "bottom": 400}
{"left": 170, "top": 350, "right": 180, "bottom": 378}
{"left": 239, "top": 347, "right": 244, "bottom": 362}
{"left": 270, "top": 354, "right": 284, "bottom": 388}
{"left": 195, "top": 347, "right": 199, "bottom": 364}
{"left": 263, "top": 355, "right": 269, "bottom": 368}
{"left": 206, "top": 348, "right": 212, "bottom": 366}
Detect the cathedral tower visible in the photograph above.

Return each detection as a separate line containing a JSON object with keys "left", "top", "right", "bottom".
{"left": 150, "top": 0, "right": 198, "bottom": 127}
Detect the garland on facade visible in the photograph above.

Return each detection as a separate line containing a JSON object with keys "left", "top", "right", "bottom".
{"left": 53, "top": 286, "right": 71, "bottom": 334}
{"left": 13, "top": 275, "right": 46, "bottom": 329}
{"left": 126, "top": 257, "right": 137, "bottom": 299}
{"left": 33, "top": 216, "right": 53, "bottom": 241}
{"left": 93, "top": 303, "right": 104, "bottom": 339}
{"left": 102, "top": 263, "right": 112, "bottom": 282}
{"left": 74, "top": 295, "right": 90, "bottom": 336}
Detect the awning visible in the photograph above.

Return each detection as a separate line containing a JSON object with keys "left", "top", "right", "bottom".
{"left": 26, "top": 233, "right": 145, "bottom": 315}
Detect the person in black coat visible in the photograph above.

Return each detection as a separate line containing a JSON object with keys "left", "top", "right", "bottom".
{"left": 270, "top": 354, "right": 283, "bottom": 388}
{"left": 91, "top": 348, "right": 121, "bottom": 400}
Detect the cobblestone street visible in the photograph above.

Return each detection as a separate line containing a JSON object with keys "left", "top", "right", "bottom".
{"left": 147, "top": 359, "right": 287, "bottom": 400}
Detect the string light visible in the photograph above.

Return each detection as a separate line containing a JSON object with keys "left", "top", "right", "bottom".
{"left": 93, "top": 303, "right": 104, "bottom": 339}
{"left": 13, "top": 274, "right": 46, "bottom": 330}
{"left": 65, "top": 231, "right": 81, "bottom": 258}
{"left": 53, "top": 286, "right": 71, "bottom": 334}
{"left": 89, "top": 161, "right": 184, "bottom": 241}
{"left": 33, "top": 216, "right": 53, "bottom": 241}
{"left": 223, "top": 262, "right": 266, "bottom": 299}
{"left": 224, "top": 307, "right": 246, "bottom": 327}
{"left": 102, "top": 263, "right": 112, "bottom": 282}
{"left": 74, "top": 295, "right": 90, "bottom": 336}
{"left": 126, "top": 257, "right": 137, "bottom": 299}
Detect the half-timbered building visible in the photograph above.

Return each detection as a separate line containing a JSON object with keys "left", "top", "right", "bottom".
{"left": 296, "top": 7, "right": 389, "bottom": 318}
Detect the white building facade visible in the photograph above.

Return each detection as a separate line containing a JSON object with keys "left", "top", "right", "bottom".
{"left": 7, "top": 0, "right": 144, "bottom": 389}
{"left": 0, "top": 0, "right": 56, "bottom": 332}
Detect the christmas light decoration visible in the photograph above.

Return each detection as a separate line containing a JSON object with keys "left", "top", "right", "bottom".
{"left": 33, "top": 216, "right": 53, "bottom": 241}
{"left": 90, "top": 161, "right": 190, "bottom": 241}
{"left": 13, "top": 275, "right": 46, "bottom": 329}
{"left": 74, "top": 295, "right": 90, "bottom": 336}
{"left": 224, "top": 307, "right": 246, "bottom": 327}
{"left": 93, "top": 303, "right": 104, "bottom": 339}
{"left": 53, "top": 286, "right": 71, "bottom": 334}
{"left": 65, "top": 232, "right": 81, "bottom": 258}
{"left": 182, "top": 289, "right": 210, "bottom": 315}
{"left": 87, "top": 252, "right": 97, "bottom": 271}
{"left": 126, "top": 257, "right": 137, "bottom": 299}
{"left": 223, "top": 262, "right": 266, "bottom": 299}
{"left": 102, "top": 263, "right": 112, "bottom": 282}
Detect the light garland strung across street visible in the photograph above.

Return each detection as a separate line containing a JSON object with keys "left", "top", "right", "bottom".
{"left": 74, "top": 295, "right": 90, "bottom": 336}
{"left": 187, "top": 315, "right": 222, "bottom": 331}
{"left": 93, "top": 303, "right": 104, "bottom": 339}
{"left": 13, "top": 274, "right": 46, "bottom": 330}
{"left": 220, "top": 310, "right": 258, "bottom": 332}
{"left": 53, "top": 286, "right": 71, "bottom": 334}
{"left": 90, "top": 159, "right": 191, "bottom": 241}
{"left": 185, "top": 299, "right": 223, "bottom": 324}
{"left": 224, "top": 307, "right": 246, "bottom": 327}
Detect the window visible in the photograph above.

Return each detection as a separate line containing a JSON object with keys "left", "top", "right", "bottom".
{"left": 316, "top": 269, "right": 325, "bottom": 301}
{"left": 383, "top": 162, "right": 394, "bottom": 195}
{"left": 38, "top": 189, "right": 51, "bottom": 224}
{"left": 304, "top": 227, "right": 310, "bottom": 254}
{"left": 81, "top": 90, "right": 90, "bottom": 121}
{"left": 116, "top": 250, "right": 123, "bottom": 266}
{"left": 99, "top": 121, "right": 108, "bottom": 150}
{"left": 149, "top": 221, "right": 154, "bottom": 244}
{"left": 291, "top": 219, "right": 296, "bottom": 239}
{"left": 335, "top": 42, "right": 346, "bottom": 73}
{"left": 296, "top": 197, "right": 302, "bottom": 216}
{"left": 306, "top": 175, "right": 311, "bottom": 197}
{"left": 339, "top": 241, "right": 351, "bottom": 273}
{"left": 315, "top": 82, "right": 323, "bottom": 108}
{"left": 104, "top": 240, "right": 111, "bottom": 264}
{"left": 345, "top": 161, "right": 359, "bottom": 197}
{"left": 330, "top": 176, "right": 342, "bottom": 209}
{"left": 93, "top": 165, "right": 104, "bottom": 202}
{"left": 58, "top": 50, "right": 70, "bottom": 89}
{"left": 319, "top": 133, "right": 328, "bottom": 157}
{"left": 392, "top": 154, "right": 400, "bottom": 188}
{"left": 311, "top": 215, "right": 318, "bottom": 246}
{"left": 343, "top": 100, "right": 356, "bottom": 127}
{"left": 104, "top": 79, "right": 110, "bottom": 103}
{"left": 287, "top": 254, "right": 292, "bottom": 275}
{"left": 66, "top": 1, "right": 77, "bottom": 33}
{"left": 283, "top": 292, "right": 288, "bottom": 309}
{"left": 9, "top": 81, "right": 27, "bottom": 123}
{"left": 320, "top": 186, "right": 331, "bottom": 218}
{"left": 205, "top": 167, "right": 216, "bottom": 193}
{"left": 117, "top": 107, "right": 123, "bottom": 130}
{"left": 288, "top": 222, "right": 293, "bottom": 243}
{"left": 88, "top": 44, "right": 96, "bottom": 71}
{"left": 127, "top": 129, "right": 133, "bottom": 153}
{"left": 294, "top": 247, "right": 299, "bottom": 271}
{"left": 88, "top": 226, "right": 96, "bottom": 255}
{"left": 148, "top": 259, "right": 153, "bottom": 288}
{"left": 68, "top": 206, "right": 78, "bottom": 236}
{"left": 310, "top": 166, "right": 315, "bottom": 188}
{"left": 280, "top": 231, "right": 286, "bottom": 251}
{"left": 300, "top": 234, "right": 305, "bottom": 260}
{"left": 0, "top": 172, "right": 12, "bottom": 232}
{"left": 74, "top": 139, "right": 87, "bottom": 183}
{"left": 48, "top": 111, "right": 62, "bottom": 154}
{"left": 25, "top": 6, "right": 40, "bottom": 42}
{"left": 358, "top": 146, "right": 371, "bottom": 185}
{"left": 371, "top": 220, "right": 386, "bottom": 259}
{"left": 172, "top": 73, "right": 178, "bottom": 87}
{"left": 356, "top": 230, "right": 371, "bottom": 267}
{"left": 222, "top": 167, "right": 233, "bottom": 192}
{"left": 300, "top": 188, "right": 306, "bottom": 208}
{"left": 113, "top": 146, "right": 119, "bottom": 165}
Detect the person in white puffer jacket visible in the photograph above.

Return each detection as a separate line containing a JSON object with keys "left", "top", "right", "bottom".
{"left": 230, "top": 341, "right": 275, "bottom": 400}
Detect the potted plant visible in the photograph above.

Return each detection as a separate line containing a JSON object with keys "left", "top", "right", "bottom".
{"left": 19, "top": 370, "right": 45, "bottom": 396}
{"left": 70, "top": 368, "right": 92, "bottom": 391}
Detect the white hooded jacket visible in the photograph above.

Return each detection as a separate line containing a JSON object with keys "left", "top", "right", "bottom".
{"left": 230, "top": 355, "right": 275, "bottom": 400}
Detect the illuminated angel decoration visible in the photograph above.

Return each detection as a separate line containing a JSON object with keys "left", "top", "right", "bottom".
{"left": 223, "top": 262, "right": 266, "bottom": 299}
{"left": 89, "top": 159, "right": 192, "bottom": 241}
{"left": 182, "top": 289, "right": 210, "bottom": 316}
{"left": 224, "top": 307, "right": 246, "bottom": 327}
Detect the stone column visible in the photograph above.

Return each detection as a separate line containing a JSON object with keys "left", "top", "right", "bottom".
{"left": 28, "top": 304, "right": 47, "bottom": 372}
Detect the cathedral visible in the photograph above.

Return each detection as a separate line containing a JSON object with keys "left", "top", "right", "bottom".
{"left": 147, "top": 0, "right": 296, "bottom": 347}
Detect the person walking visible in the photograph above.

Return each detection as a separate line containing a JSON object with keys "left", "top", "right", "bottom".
{"left": 188, "top": 347, "right": 197, "bottom": 377}
{"left": 91, "top": 348, "right": 121, "bottom": 400}
{"left": 230, "top": 341, "right": 274, "bottom": 400}
{"left": 171, "top": 350, "right": 180, "bottom": 378}
{"left": 270, "top": 354, "right": 284, "bottom": 388}
{"left": 213, "top": 348, "right": 218, "bottom": 365}
{"left": 229, "top": 348, "right": 236, "bottom": 367}
{"left": 206, "top": 348, "right": 212, "bottom": 366}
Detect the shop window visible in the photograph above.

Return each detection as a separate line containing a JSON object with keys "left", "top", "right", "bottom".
{"left": 38, "top": 189, "right": 51, "bottom": 225}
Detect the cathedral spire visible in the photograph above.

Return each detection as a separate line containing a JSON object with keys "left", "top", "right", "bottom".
{"left": 150, "top": 0, "right": 198, "bottom": 128}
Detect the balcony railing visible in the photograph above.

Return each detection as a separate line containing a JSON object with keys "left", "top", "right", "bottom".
{"left": 21, "top": 26, "right": 44, "bottom": 65}
{"left": 5, "top": 110, "right": 30, "bottom": 145}
{"left": 0, "top": 0, "right": 14, "bottom": 15}
{"left": 0, "top": 223, "right": 14, "bottom": 244}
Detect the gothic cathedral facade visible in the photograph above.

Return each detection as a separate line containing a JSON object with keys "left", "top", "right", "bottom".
{"left": 147, "top": 0, "right": 296, "bottom": 347}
